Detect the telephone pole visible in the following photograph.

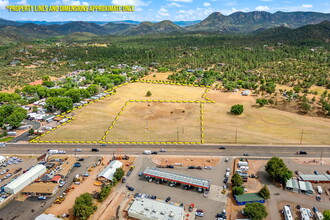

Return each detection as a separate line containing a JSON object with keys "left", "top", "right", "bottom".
{"left": 299, "top": 129, "right": 304, "bottom": 145}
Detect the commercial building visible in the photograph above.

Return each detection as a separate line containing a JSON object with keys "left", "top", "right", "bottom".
{"left": 127, "top": 198, "right": 184, "bottom": 220}
{"left": 299, "top": 174, "right": 330, "bottom": 183}
{"left": 97, "top": 160, "right": 123, "bottom": 182}
{"left": 234, "top": 193, "right": 265, "bottom": 206}
{"left": 142, "top": 167, "right": 211, "bottom": 190}
{"left": 22, "top": 182, "right": 59, "bottom": 197}
{"left": 286, "top": 178, "right": 299, "bottom": 193}
{"left": 4, "top": 165, "right": 47, "bottom": 194}
{"left": 298, "top": 181, "right": 314, "bottom": 195}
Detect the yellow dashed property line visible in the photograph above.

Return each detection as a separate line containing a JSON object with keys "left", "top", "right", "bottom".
{"left": 200, "top": 103, "right": 205, "bottom": 144}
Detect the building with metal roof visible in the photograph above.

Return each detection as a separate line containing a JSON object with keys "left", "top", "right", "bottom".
{"left": 286, "top": 178, "right": 299, "bottom": 193}
{"left": 127, "top": 198, "right": 184, "bottom": 220}
{"left": 97, "top": 160, "right": 123, "bottom": 182}
{"left": 4, "top": 165, "right": 47, "bottom": 194}
{"left": 142, "top": 167, "right": 210, "bottom": 189}
{"left": 0, "top": 155, "right": 5, "bottom": 164}
{"left": 299, "top": 174, "right": 330, "bottom": 183}
{"left": 234, "top": 193, "right": 265, "bottom": 206}
{"left": 298, "top": 181, "right": 314, "bottom": 195}
{"left": 22, "top": 182, "right": 59, "bottom": 197}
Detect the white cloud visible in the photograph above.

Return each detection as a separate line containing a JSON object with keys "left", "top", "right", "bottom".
{"left": 168, "top": 0, "right": 193, "bottom": 2}
{"left": 203, "top": 2, "right": 211, "bottom": 7}
{"left": 168, "top": 2, "right": 182, "bottom": 7}
{"left": 157, "top": 7, "right": 170, "bottom": 16}
{"left": 55, "top": 0, "right": 89, "bottom": 6}
{"left": 111, "top": 0, "right": 149, "bottom": 6}
{"left": 301, "top": 4, "right": 313, "bottom": 8}
{"left": 255, "top": 5, "right": 270, "bottom": 11}
{"left": 16, "top": 0, "right": 27, "bottom": 5}
{"left": 219, "top": 7, "right": 249, "bottom": 15}
{"left": 0, "top": 0, "right": 9, "bottom": 9}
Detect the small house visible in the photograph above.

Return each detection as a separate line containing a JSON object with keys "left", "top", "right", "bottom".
{"left": 234, "top": 193, "right": 265, "bottom": 206}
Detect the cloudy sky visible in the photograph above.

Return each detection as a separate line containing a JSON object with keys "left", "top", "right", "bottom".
{"left": 0, "top": 0, "right": 329, "bottom": 21}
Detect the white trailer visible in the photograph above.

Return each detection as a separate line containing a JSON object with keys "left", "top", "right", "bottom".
{"left": 238, "top": 161, "right": 248, "bottom": 166}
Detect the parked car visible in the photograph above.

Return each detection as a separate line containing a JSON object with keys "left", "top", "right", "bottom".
{"left": 37, "top": 196, "right": 46, "bottom": 200}
{"left": 316, "top": 195, "right": 321, "bottom": 202}
{"left": 165, "top": 197, "right": 171, "bottom": 202}
{"left": 223, "top": 178, "right": 228, "bottom": 183}
{"left": 74, "top": 163, "right": 81, "bottom": 167}
{"left": 188, "top": 166, "right": 196, "bottom": 169}
{"left": 313, "top": 207, "right": 318, "bottom": 213}
{"left": 314, "top": 171, "right": 319, "bottom": 175}
{"left": 166, "top": 165, "right": 174, "bottom": 168}
{"left": 126, "top": 185, "right": 134, "bottom": 191}
{"left": 196, "top": 166, "right": 203, "bottom": 170}
{"left": 78, "top": 158, "right": 84, "bottom": 161}
{"left": 195, "top": 209, "right": 204, "bottom": 217}
{"left": 59, "top": 181, "right": 66, "bottom": 187}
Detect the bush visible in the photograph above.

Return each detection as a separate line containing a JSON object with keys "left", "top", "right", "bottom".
{"left": 243, "top": 203, "right": 268, "bottom": 220}
{"left": 146, "top": 91, "right": 152, "bottom": 97}
{"left": 256, "top": 98, "right": 268, "bottom": 107}
{"left": 232, "top": 186, "right": 244, "bottom": 195}
{"left": 113, "top": 168, "right": 125, "bottom": 181}
{"left": 259, "top": 185, "right": 270, "bottom": 200}
{"left": 230, "top": 104, "right": 244, "bottom": 115}
{"left": 99, "top": 185, "right": 112, "bottom": 202}
{"left": 231, "top": 173, "right": 243, "bottom": 187}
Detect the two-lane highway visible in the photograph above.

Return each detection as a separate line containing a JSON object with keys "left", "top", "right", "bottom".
{"left": 1, "top": 143, "right": 330, "bottom": 158}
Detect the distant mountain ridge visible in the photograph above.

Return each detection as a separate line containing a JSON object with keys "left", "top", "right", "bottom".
{"left": 186, "top": 11, "right": 330, "bottom": 33}
{"left": 0, "top": 11, "right": 329, "bottom": 42}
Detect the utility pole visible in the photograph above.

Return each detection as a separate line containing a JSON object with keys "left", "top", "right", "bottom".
{"left": 320, "top": 151, "right": 323, "bottom": 164}
{"left": 299, "top": 129, "right": 304, "bottom": 145}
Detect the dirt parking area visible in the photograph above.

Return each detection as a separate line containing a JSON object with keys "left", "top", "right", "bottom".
{"left": 152, "top": 155, "right": 220, "bottom": 167}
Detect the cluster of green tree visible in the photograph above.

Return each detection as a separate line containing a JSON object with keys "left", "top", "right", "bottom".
{"left": 243, "top": 203, "right": 268, "bottom": 220}
{"left": 0, "top": 105, "right": 27, "bottom": 128}
{"left": 320, "top": 90, "right": 330, "bottom": 116}
{"left": 113, "top": 168, "right": 125, "bottom": 182}
{"left": 265, "top": 157, "right": 292, "bottom": 184}
{"left": 231, "top": 173, "right": 244, "bottom": 195}
{"left": 73, "top": 193, "right": 97, "bottom": 220}
{"left": 98, "top": 168, "right": 125, "bottom": 202}
{"left": 324, "top": 210, "right": 330, "bottom": 220}
{"left": 94, "top": 73, "right": 126, "bottom": 88}
{"left": 0, "top": 93, "right": 21, "bottom": 103}
{"left": 46, "top": 97, "right": 73, "bottom": 112}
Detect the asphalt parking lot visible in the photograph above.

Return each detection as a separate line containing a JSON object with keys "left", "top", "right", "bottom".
{"left": 125, "top": 156, "right": 233, "bottom": 219}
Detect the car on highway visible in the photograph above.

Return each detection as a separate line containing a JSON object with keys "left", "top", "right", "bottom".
{"left": 126, "top": 185, "right": 134, "bottom": 191}
{"left": 91, "top": 148, "right": 99, "bottom": 152}
{"left": 243, "top": 153, "right": 249, "bottom": 156}
{"left": 218, "top": 147, "right": 226, "bottom": 149}
{"left": 58, "top": 151, "right": 66, "bottom": 154}
{"left": 59, "top": 180, "right": 67, "bottom": 187}
{"left": 151, "top": 151, "right": 158, "bottom": 154}
{"left": 188, "top": 166, "right": 196, "bottom": 169}
{"left": 74, "top": 148, "right": 82, "bottom": 152}
{"left": 165, "top": 197, "right": 171, "bottom": 202}
{"left": 314, "top": 171, "right": 319, "bottom": 175}
{"left": 143, "top": 150, "right": 151, "bottom": 155}
{"left": 160, "top": 149, "right": 166, "bottom": 152}
{"left": 297, "top": 151, "right": 307, "bottom": 155}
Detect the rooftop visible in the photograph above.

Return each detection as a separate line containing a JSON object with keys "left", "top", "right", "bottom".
{"left": 299, "top": 174, "right": 330, "bottom": 182}
{"left": 234, "top": 193, "right": 264, "bottom": 202}
{"left": 22, "top": 182, "right": 58, "bottom": 194}
{"left": 143, "top": 167, "right": 210, "bottom": 189}
{"left": 128, "top": 198, "right": 184, "bottom": 220}
{"left": 98, "top": 160, "right": 123, "bottom": 181}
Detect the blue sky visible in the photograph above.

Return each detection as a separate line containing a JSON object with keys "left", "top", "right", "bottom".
{"left": 0, "top": 0, "right": 329, "bottom": 21}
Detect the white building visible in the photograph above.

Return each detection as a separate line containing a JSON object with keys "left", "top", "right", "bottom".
{"left": 4, "top": 164, "right": 47, "bottom": 194}
{"left": 128, "top": 198, "right": 184, "bottom": 220}
{"left": 97, "top": 160, "right": 123, "bottom": 181}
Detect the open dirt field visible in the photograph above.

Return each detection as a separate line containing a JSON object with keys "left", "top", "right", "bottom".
{"left": 151, "top": 155, "right": 220, "bottom": 167}
{"left": 107, "top": 102, "right": 201, "bottom": 143}
{"left": 39, "top": 82, "right": 330, "bottom": 145}
{"left": 142, "top": 71, "right": 173, "bottom": 81}
{"left": 40, "top": 82, "right": 206, "bottom": 142}
{"left": 204, "top": 90, "right": 330, "bottom": 144}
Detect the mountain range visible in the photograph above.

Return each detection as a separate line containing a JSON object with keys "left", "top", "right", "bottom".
{"left": 0, "top": 11, "right": 329, "bottom": 43}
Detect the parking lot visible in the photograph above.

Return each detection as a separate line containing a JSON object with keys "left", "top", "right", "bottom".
{"left": 124, "top": 155, "right": 233, "bottom": 219}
